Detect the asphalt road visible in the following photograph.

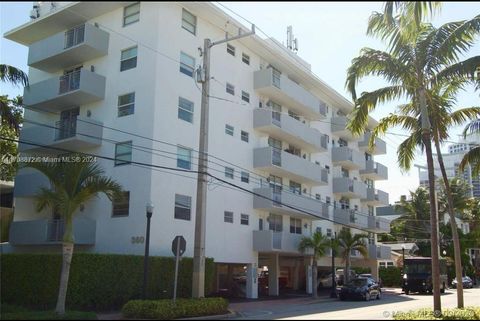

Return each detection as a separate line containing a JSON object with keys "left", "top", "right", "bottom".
{"left": 231, "top": 287, "right": 480, "bottom": 320}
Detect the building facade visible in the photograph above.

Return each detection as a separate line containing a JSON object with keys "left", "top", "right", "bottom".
{"left": 5, "top": 2, "right": 391, "bottom": 298}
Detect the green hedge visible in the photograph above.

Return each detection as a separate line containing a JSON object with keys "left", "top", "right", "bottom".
{"left": 352, "top": 267, "right": 371, "bottom": 275}
{"left": 122, "top": 298, "right": 229, "bottom": 320}
{"left": 379, "top": 266, "right": 403, "bottom": 287}
{"left": 393, "top": 307, "right": 480, "bottom": 320}
{"left": 1, "top": 253, "right": 215, "bottom": 311}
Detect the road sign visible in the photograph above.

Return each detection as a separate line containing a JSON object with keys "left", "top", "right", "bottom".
{"left": 172, "top": 235, "right": 186, "bottom": 257}
{"left": 172, "top": 235, "right": 186, "bottom": 304}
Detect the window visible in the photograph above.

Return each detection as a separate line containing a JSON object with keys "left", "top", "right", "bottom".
{"left": 115, "top": 141, "right": 132, "bottom": 166}
{"left": 178, "top": 97, "right": 194, "bottom": 123}
{"left": 268, "top": 213, "right": 283, "bottom": 232}
{"left": 225, "top": 167, "right": 234, "bottom": 179}
{"left": 271, "top": 67, "right": 281, "bottom": 88}
{"left": 338, "top": 138, "right": 348, "bottom": 147}
{"left": 227, "top": 44, "right": 235, "bottom": 56}
{"left": 112, "top": 191, "right": 130, "bottom": 217}
{"left": 241, "top": 171, "right": 249, "bottom": 183}
{"left": 290, "top": 218, "right": 302, "bottom": 234}
{"left": 177, "top": 146, "right": 192, "bottom": 170}
{"left": 226, "top": 83, "right": 235, "bottom": 95}
{"left": 180, "top": 52, "right": 195, "bottom": 77}
{"left": 368, "top": 206, "right": 374, "bottom": 216}
{"left": 224, "top": 211, "right": 234, "bottom": 223}
{"left": 241, "top": 91, "right": 250, "bottom": 103}
{"left": 288, "top": 110, "right": 300, "bottom": 121}
{"left": 316, "top": 227, "right": 322, "bottom": 234}
{"left": 181, "top": 8, "right": 196, "bottom": 35}
{"left": 241, "top": 130, "right": 249, "bottom": 143}
{"left": 289, "top": 181, "right": 301, "bottom": 195}
{"left": 120, "top": 46, "right": 137, "bottom": 71}
{"left": 315, "top": 194, "right": 321, "bottom": 200}
{"left": 326, "top": 228, "right": 332, "bottom": 238}
{"left": 225, "top": 124, "right": 234, "bottom": 136}
{"left": 242, "top": 53, "right": 250, "bottom": 65}
{"left": 326, "top": 196, "right": 331, "bottom": 204}
{"left": 123, "top": 2, "right": 140, "bottom": 26}
{"left": 241, "top": 214, "right": 249, "bottom": 226}
{"left": 175, "top": 194, "right": 191, "bottom": 221}
{"left": 118, "top": 92, "right": 135, "bottom": 117}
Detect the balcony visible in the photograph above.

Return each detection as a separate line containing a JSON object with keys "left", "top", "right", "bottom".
{"left": 333, "top": 177, "right": 367, "bottom": 199}
{"left": 367, "top": 216, "right": 391, "bottom": 234}
{"left": 331, "top": 116, "right": 356, "bottom": 140}
{"left": 332, "top": 146, "right": 365, "bottom": 170}
{"left": 253, "top": 147, "right": 328, "bottom": 185}
{"left": 360, "top": 160, "right": 388, "bottom": 181}
{"left": 14, "top": 171, "right": 50, "bottom": 198}
{"left": 253, "top": 230, "right": 313, "bottom": 255}
{"left": 253, "top": 109, "right": 328, "bottom": 153}
{"left": 333, "top": 208, "right": 367, "bottom": 229}
{"left": 9, "top": 218, "right": 96, "bottom": 245}
{"left": 358, "top": 132, "right": 387, "bottom": 155}
{"left": 23, "top": 69, "right": 106, "bottom": 112}
{"left": 28, "top": 24, "right": 109, "bottom": 72}
{"left": 368, "top": 244, "right": 391, "bottom": 260}
{"left": 253, "top": 187, "right": 327, "bottom": 220}
{"left": 19, "top": 117, "right": 103, "bottom": 153}
{"left": 361, "top": 188, "right": 389, "bottom": 206}
{"left": 254, "top": 68, "right": 327, "bottom": 120}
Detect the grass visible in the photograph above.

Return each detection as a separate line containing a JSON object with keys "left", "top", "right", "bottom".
{"left": 0, "top": 305, "right": 97, "bottom": 320}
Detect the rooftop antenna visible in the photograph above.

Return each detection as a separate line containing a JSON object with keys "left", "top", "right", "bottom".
{"left": 286, "top": 25, "right": 299, "bottom": 53}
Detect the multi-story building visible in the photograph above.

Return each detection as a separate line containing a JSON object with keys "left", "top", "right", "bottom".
{"left": 4, "top": 2, "right": 390, "bottom": 299}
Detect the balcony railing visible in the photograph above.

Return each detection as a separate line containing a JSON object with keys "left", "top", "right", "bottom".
{"left": 253, "top": 230, "right": 314, "bottom": 254}
{"left": 332, "top": 146, "right": 366, "bottom": 170}
{"left": 64, "top": 24, "right": 85, "bottom": 49}
{"left": 359, "top": 132, "right": 387, "bottom": 155}
{"left": 360, "top": 159, "right": 388, "bottom": 181}
{"left": 55, "top": 118, "right": 77, "bottom": 141}
{"left": 59, "top": 70, "right": 81, "bottom": 94}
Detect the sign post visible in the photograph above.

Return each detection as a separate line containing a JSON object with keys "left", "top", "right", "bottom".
{"left": 172, "top": 236, "right": 186, "bottom": 304}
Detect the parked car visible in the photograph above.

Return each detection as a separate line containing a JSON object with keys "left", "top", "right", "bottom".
{"left": 452, "top": 276, "right": 474, "bottom": 289}
{"left": 336, "top": 269, "right": 358, "bottom": 286}
{"left": 318, "top": 269, "right": 357, "bottom": 288}
{"left": 339, "top": 277, "right": 381, "bottom": 301}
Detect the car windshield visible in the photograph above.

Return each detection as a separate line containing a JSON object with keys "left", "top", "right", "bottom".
{"left": 347, "top": 279, "right": 367, "bottom": 287}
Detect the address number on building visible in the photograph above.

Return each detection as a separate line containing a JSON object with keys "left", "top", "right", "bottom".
{"left": 131, "top": 236, "right": 145, "bottom": 244}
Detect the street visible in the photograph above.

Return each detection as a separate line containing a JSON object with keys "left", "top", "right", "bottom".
{"left": 229, "top": 288, "right": 480, "bottom": 320}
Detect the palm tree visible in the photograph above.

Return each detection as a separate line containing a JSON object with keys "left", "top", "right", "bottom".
{"left": 335, "top": 228, "right": 368, "bottom": 285}
{"left": 459, "top": 119, "right": 480, "bottom": 175}
{"left": 0, "top": 64, "right": 28, "bottom": 87}
{"left": 393, "top": 188, "right": 432, "bottom": 238}
{"left": 298, "top": 231, "right": 332, "bottom": 298}
{"left": 345, "top": 5, "right": 480, "bottom": 309}
{"left": 23, "top": 157, "right": 122, "bottom": 315}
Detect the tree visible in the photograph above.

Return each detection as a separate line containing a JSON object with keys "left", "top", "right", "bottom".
{"left": 0, "top": 64, "right": 28, "bottom": 87}
{"left": 345, "top": 4, "right": 480, "bottom": 310}
{"left": 23, "top": 158, "right": 122, "bottom": 315}
{"left": 459, "top": 119, "right": 480, "bottom": 175}
{"left": 298, "top": 230, "right": 332, "bottom": 298}
{"left": 0, "top": 96, "right": 23, "bottom": 181}
{"left": 335, "top": 228, "right": 368, "bottom": 285}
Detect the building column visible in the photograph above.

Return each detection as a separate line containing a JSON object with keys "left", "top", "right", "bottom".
{"left": 268, "top": 253, "right": 279, "bottom": 296}
{"left": 246, "top": 263, "right": 258, "bottom": 299}
{"left": 305, "top": 257, "right": 313, "bottom": 294}
{"left": 292, "top": 260, "right": 300, "bottom": 291}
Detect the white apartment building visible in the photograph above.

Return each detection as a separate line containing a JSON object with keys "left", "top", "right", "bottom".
{"left": 4, "top": 2, "right": 391, "bottom": 299}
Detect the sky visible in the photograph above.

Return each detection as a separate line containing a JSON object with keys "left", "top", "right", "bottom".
{"left": 1, "top": 2, "right": 480, "bottom": 203}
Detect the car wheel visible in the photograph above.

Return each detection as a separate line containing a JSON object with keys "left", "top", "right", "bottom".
{"left": 405, "top": 289, "right": 410, "bottom": 295}
{"left": 365, "top": 292, "right": 370, "bottom": 301}
{"left": 340, "top": 294, "right": 346, "bottom": 301}
{"left": 377, "top": 291, "right": 381, "bottom": 300}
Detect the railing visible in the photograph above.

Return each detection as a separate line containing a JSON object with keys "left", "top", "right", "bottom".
{"left": 320, "top": 135, "right": 328, "bottom": 150}
{"left": 59, "top": 70, "right": 81, "bottom": 94}
{"left": 273, "top": 232, "right": 282, "bottom": 249}
{"left": 272, "top": 148, "right": 282, "bottom": 166}
{"left": 47, "top": 219, "right": 64, "bottom": 242}
{"left": 272, "top": 69, "right": 281, "bottom": 88}
{"left": 272, "top": 190, "right": 282, "bottom": 206}
{"left": 55, "top": 118, "right": 77, "bottom": 140}
{"left": 64, "top": 24, "right": 85, "bottom": 49}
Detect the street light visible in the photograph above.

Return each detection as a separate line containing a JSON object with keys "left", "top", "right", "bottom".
{"left": 330, "top": 233, "right": 337, "bottom": 298}
{"left": 142, "top": 202, "right": 154, "bottom": 300}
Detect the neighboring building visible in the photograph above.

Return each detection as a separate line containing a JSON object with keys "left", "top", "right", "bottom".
{"left": 4, "top": 2, "right": 391, "bottom": 298}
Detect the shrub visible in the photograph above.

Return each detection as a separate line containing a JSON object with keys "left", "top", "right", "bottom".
{"left": 379, "top": 266, "right": 403, "bottom": 287}
{"left": 352, "top": 267, "right": 371, "bottom": 275}
{"left": 1, "top": 253, "right": 215, "bottom": 311}
{"left": 393, "top": 307, "right": 480, "bottom": 320}
{"left": 122, "top": 297, "right": 229, "bottom": 320}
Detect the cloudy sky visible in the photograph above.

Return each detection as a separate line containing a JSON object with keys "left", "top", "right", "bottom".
{"left": 2, "top": 2, "right": 479, "bottom": 202}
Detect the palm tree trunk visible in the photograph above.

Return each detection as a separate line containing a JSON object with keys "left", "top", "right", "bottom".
{"left": 345, "top": 256, "right": 350, "bottom": 285}
{"left": 312, "top": 258, "right": 318, "bottom": 299}
{"left": 55, "top": 242, "right": 74, "bottom": 315}
{"left": 434, "top": 135, "right": 464, "bottom": 308}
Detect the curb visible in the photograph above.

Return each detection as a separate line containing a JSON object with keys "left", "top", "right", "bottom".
{"left": 178, "top": 309, "right": 238, "bottom": 320}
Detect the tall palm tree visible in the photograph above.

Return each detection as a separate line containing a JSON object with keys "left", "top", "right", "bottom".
{"left": 393, "top": 187, "right": 432, "bottom": 238}
{"left": 346, "top": 5, "right": 480, "bottom": 309}
{"left": 335, "top": 228, "right": 368, "bottom": 285}
{"left": 298, "top": 231, "right": 332, "bottom": 298}
{"left": 459, "top": 119, "right": 480, "bottom": 175}
{"left": 0, "top": 64, "right": 28, "bottom": 87}
{"left": 23, "top": 157, "right": 122, "bottom": 315}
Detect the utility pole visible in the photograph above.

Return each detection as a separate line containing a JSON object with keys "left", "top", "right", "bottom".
{"left": 192, "top": 25, "right": 255, "bottom": 298}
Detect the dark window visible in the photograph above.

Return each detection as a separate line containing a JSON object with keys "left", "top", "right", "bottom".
{"left": 175, "top": 194, "right": 191, "bottom": 220}
{"left": 120, "top": 47, "right": 138, "bottom": 71}
{"left": 224, "top": 211, "right": 234, "bottom": 223}
{"left": 112, "top": 191, "right": 130, "bottom": 217}
{"left": 115, "top": 141, "right": 132, "bottom": 166}
{"left": 241, "top": 214, "right": 249, "bottom": 225}
{"left": 123, "top": 2, "right": 140, "bottom": 26}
